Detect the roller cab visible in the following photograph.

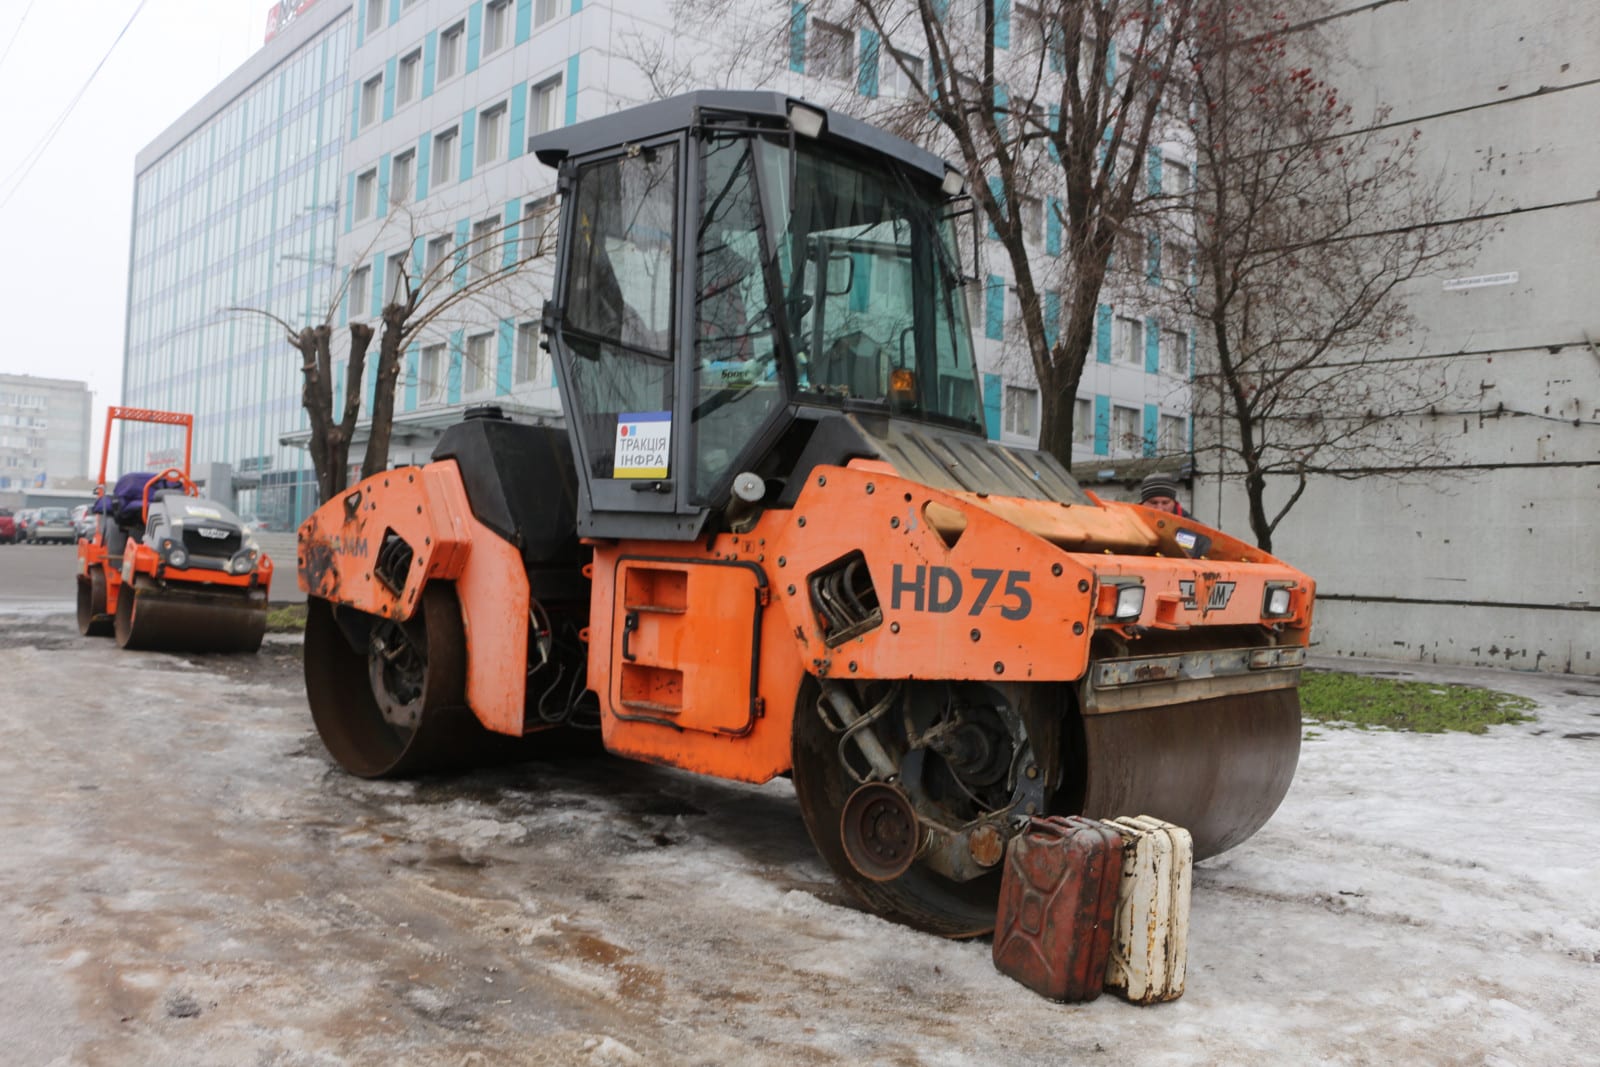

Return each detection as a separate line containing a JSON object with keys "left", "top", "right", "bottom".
{"left": 299, "top": 92, "right": 1316, "bottom": 937}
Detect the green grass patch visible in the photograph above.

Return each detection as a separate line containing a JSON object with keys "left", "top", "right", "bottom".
{"left": 1300, "top": 669, "right": 1537, "bottom": 734}
{"left": 266, "top": 604, "right": 307, "bottom": 633}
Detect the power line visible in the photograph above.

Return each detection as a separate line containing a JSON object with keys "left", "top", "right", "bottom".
{"left": 0, "top": 0, "right": 149, "bottom": 213}
{"left": 0, "top": 0, "right": 39, "bottom": 75}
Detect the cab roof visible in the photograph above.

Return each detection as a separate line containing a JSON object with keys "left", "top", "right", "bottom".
{"left": 527, "top": 90, "right": 954, "bottom": 185}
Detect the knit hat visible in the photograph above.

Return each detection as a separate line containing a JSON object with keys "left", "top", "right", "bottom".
{"left": 1139, "top": 472, "right": 1182, "bottom": 503}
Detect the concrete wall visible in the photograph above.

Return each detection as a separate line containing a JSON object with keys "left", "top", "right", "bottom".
{"left": 1193, "top": 0, "right": 1600, "bottom": 675}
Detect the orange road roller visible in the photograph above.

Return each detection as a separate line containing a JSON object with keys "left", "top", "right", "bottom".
{"left": 299, "top": 92, "right": 1314, "bottom": 936}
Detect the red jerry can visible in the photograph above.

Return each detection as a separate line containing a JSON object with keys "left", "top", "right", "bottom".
{"left": 993, "top": 815, "right": 1124, "bottom": 1002}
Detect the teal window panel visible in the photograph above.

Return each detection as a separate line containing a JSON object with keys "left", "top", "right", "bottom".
{"left": 565, "top": 55, "right": 579, "bottom": 124}
{"left": 460, "top": 107, "right": 477, "bottom": 180}
{"left": 994, "top": 82, "right": 1009, "bottom": 139}
{"left": 466, "top": 2, "right": 482, "bottom": 73}
{"left": 1106, "top": 41, "right": 1117, "bottom": 86}
{"left": 453, "top": 218, "right": 471, "bottom": 289}
{"left": 983, "top": 373, "right": 1002, "bottom": 441}
{"left": 515, "top": 0, "right": 532, "bottom": 44}
{"left": 1143, "top": 404, "right": 1158, "bottom": 457}
{"left": 415, "top": 132, "right": 431, "bottom": 200}
{"left": 789, "top": 3, "right": 806, "bottom": 72}
{"left": 1096, "top": 304, "right": 1111, "bottom": 363}
{"left": 1045, "top": 196, "right": 1061, "bottom": 255}
{"left": 496, "top": 319, "right": 514, "bottom": 395}
{"left": 508, "top": 80, "right": 527, "bottom": 159}
{"left": 389, "top": 0, "right": 401, "bottom": 25}
{"left": 985, "top": 274, "right": 1004, "bottom": 340}
{"left": 1189, "top": 331, "right": 1196, "bottom": 382}
{"left": 1094, "top": 395, "right": 1110, "bottom": 455}
{"left": 1147, "top": 233, "right": 1161, "bottom": 285}
{"left": 994, "top": 0, "right": 1010, "bottom": 49}
{"left": 370, "top": 253, "right": 384, "bottom": 319}
{"left": 383, "top": 56, "right": 397, "bottom": 121}
{"left": 1047, "top": 23, "right": 1064, "bottom": 73}
{"left": 1147, "top": 149, "right": 1162, "bottom": 196}
{"left": 339, "top": 283, "right": 348, "bottom": 327}
{"left": 356, "top": 13, "right": 365, "bottom": 48}
{"left": 411, "top": 236, "right": 425, "bottom": 277}
{"left": 851, "top": 253, "right": 872, "bottom": 311}
{"left": 1048, "top": 103, "right": 1060, "bottom": 161}
{"left": 987, "top": 176, "right": 1003, "bottom": 238}
{"left": 571, "top": 0, "right": 582, "bottom": 11}
{"left": 1044, "top": 291, "right": 1060, "bottom": 347}
{"left": 932, "top": 0, "right": 949, "bottom": 20}
{"left": 349, "top": 83, "right": 361, "bottom": 140}
{"left": 858, "top": 30, "right": 879, "bottom": 97}
{"left": 502, "top": 199, "right": 521, "bottom": 268}
{"left": 1145, "top": 315, "right": 1160, "bottom": 373}
{"left": 447, "top": 331, "right": 464, "bottom": 404}
{"left": 422, "top": 31, "right": 437, "bottom": 98}
{"left": 345, "top": 172, "right": 355, "bottom": 232}
{"left": 404, "top": 344, "right": 419, "bottom": 413}
{"left": 377, "top": 153, "right": 392, "bottom": 218}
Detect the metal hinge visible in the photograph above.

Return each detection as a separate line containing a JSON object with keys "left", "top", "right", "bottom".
{"left": 752, "top": 697, "right": 766, "bottom": 719}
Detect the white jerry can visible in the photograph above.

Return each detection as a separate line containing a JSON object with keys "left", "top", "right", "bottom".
{"left": 1097, "top": 814, "right": 1193, "bottom": 1004}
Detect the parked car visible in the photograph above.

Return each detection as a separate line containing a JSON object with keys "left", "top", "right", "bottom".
{"left": 0, "top": 508, "right": 15, "bottom": 544}
{"left": 71, "top": 504, "right": 95, "bottom": 540}
{"left": 14, "top": 509, "right": 36, "bottom": 541}
{"left": 27, "top": 506, "right": 75, "bottom": 544}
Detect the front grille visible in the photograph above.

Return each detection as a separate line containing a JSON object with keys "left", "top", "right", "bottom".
{"left": 183, "top": 526, "right": 241, "bottom": 558}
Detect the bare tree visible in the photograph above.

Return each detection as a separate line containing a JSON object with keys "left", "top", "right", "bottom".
{"left": 631, "top": 0, "right": 1198, "bottom": 461}
{"left": 231, "top": 203, "right": 558, "bottom": 504}
{"left": 1180, "top": 1, "right": 1483, "bottom": 551}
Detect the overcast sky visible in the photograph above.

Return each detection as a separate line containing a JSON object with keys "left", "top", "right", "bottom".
{"left": 0, "top": 0, "right": 270, "bottom": 471}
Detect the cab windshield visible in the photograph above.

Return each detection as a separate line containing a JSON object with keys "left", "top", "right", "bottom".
{"left": 760, "top": 141, "right": 979, "bottom": 426}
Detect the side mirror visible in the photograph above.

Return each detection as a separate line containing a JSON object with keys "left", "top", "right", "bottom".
{"left": 825, "top": 252, "right": 855, "bottom": 297}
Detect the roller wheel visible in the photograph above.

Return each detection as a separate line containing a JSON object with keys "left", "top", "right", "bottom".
{"left": 77, "top": 571, "right": 113, "bottom": 638}
{"left": 791, "top": 679, "right": 1013, "bottom": 939}
{"left": 113, "top": 581, "right": 143, "bottom": 649}
{"left": 304, "top": 585, "right": 491, "bottom": 778}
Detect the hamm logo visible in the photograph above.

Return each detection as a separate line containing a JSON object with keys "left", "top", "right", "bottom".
{"left": 1179, "top": 578, "right": 1236, "bottom": 613}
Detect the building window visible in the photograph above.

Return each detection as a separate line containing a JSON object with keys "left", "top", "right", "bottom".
{"left": 1114, "top": 314, "right": 1143, "bottom": 365}
{"left": 515, "top": 320, "right": 542, "bottom": 384}
{"left": 470, "top": 217, "right": 498, "bottom": 281}
{"left": 531, "top": 76, "right": 562, "bottom": 135}
{"left": 391, "top": 150, "right": 415, "bottom": 205}
{"left": 523, "top": 195, "right": 556, "bottom": 260}
{"left": 483, "top": 0, "right": 512, "bottom": 55}
{"left": 396, "top": 49, "right": 421, "bottom": 107}
{"left": 424, "top": 234, "right": 451, "bottom": 282}
{"left": 350, "top": 265, "right": 372, "bottom": 317}
{"left": 465, "top": 332, "right": 491, "bottom": 393}
{"left": 1163, "top": 240, "right": 1191, "bottom": 286}
{"left": 1162, "top": 328, "right": 1189, "bottom": 375}
{"left": 1163, "top": 160, "right": 1191, "bottom": 197}
{"left": 535, "top": 0, "right": 560, "bottom": 28}
{"left": 809, "top": 20, "right": 852, "bottom": 82}
{"left": 1016, "top": 5, "right": 1044, "bottom": 54}
{"left": 432, "top": 127, "right": 458, "bottom": 186}
{"left": 1003, "top": 385, "right": 1038, "bottom": 436}
{"left": 477, "top": 103, "right": 507, "bottom": 166}
{"left": 1159, "top": 414, "right": 1186, "bottom": 455}
{"left": 360, "top": 74, "right": 383, "bottom": 129}
{"left": 1074, "top": 397, "right": 1093, "bottom": 444}
{"left": 365, "top": 0, "right": 384, "bottom": 34}
{"left": 438, "top": 21, "right": 465, "bottom": 82}
{"left": 1112, "top": 405, "right": 1140, "bottom": 454}
{"left": 354, "top": 168, "right": 377, "bottom": 219}
{"left": 880, "top": 49, "right": 922, "bottom": 99}
{"left": 387, "top": 252, "right": 409, "bottom": 305}
{"left": 420, "top": 343, "right": 445, "bottom": 403}
{"left": 1019, "top": 196, "right": 1042, "bottom": 244}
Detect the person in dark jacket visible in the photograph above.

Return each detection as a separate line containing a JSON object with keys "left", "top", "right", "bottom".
{"left": 1138, "top": 472, "right": 1187, "bottom": 517}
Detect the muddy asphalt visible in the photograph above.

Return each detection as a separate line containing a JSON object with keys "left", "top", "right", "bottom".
{"left": 2, "top": 544, "right": 1598, "bottom": 1066}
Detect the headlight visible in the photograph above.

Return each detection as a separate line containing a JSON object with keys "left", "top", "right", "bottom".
{"left": 167, "top": 547, "right": 189, "bottom": 569}
{"left": 1096, "top": 580, "right": 1145, "bottom": 621}
{"left": 231, "top": 547, "right": 259, "bottom": 575}
{"left": 1263, "top": 584, "right": 1294, "bottom": 618}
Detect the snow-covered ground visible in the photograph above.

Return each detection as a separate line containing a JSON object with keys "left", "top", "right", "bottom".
{"left": 0, "top": 606, "right": 1595, "bottom": 1066}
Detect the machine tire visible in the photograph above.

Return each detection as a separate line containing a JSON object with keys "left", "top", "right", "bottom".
{"left": 304, "top": 584, "right": 495, "bottom": 778}
{"left": 77, "top": 571, "right": 113, "bottom": 638}
{"left": 113, "top": 580, "right": 143, "bottom": 649}
{"left": 791, "top": 678, "right": 1019, "bottom": 939}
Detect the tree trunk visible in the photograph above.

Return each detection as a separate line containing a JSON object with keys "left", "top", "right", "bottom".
{"left": 360, "top": 306, "right": 407, "bottom": 482}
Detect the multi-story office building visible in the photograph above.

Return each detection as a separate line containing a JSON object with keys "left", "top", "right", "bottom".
{"left": 122, "top": 1, "right": 353, "bottom": 528}
{"left": 0, "top": 374, "right": 93, "bottom": 492}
